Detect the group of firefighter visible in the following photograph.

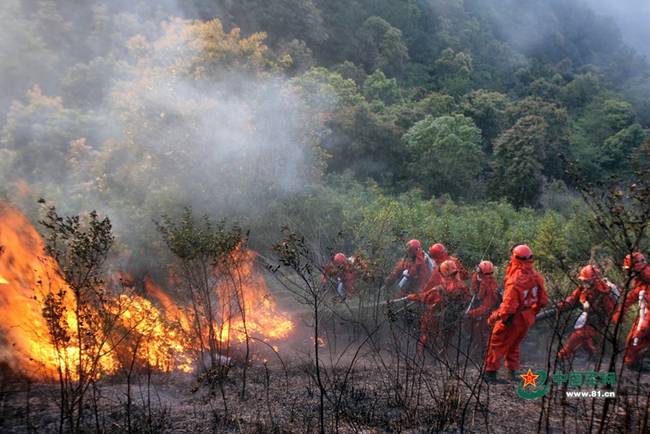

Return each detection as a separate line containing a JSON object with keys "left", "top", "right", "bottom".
{"left": 322, "top": 240, "right": 650, "bottom": 383}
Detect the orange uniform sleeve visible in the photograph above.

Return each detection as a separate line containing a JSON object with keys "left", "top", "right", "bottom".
{"left": 421, "top": 286, "right": 442, "bottom": 305}
{"left": 559, "top": 287, "right": 580, "bottom": 311}
{"left": 386, "top": 260, "right": 406, "bottom": 286}
{"left": 493, "top": 274, "right": 521, "bottom": 321}
{"left": 469, "top": 277, "right": 498, "bottom": 318}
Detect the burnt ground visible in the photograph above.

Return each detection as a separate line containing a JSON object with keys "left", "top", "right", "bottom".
{"left": 1, "top": 333, "right": 649, "bottom": 434}
{"left": 2, "top": 290, "right": 650, "bottom": 434}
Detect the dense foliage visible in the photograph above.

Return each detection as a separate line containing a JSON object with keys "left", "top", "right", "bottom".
{"left": 0, "top": 0, "right": 648, "bottom": 268}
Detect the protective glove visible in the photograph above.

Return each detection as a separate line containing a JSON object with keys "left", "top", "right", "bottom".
{"left": 407, "top": 293, "right": 420, "bottom": 302}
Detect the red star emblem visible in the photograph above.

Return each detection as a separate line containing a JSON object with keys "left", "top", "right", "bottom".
{"left": 520, "top": 368, "right": 539, "bottom": 388}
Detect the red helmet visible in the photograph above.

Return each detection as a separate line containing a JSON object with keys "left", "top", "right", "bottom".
{"left": 440, "top": 259, "right": 458, "bottom": 278}
{"left": 578, "top": 264, "right": 600, "bottom": 283}
{"left": 428, "top": 243, "right": 447, "bottom": 261}
{"left": 512, "top": 244, "right": 533, "bottom": 261}
{"left": 478, "top": 260, "right": 494, "bottom": 275}
{"left": 623, "top": 252, "right": 646, "bottom": 272}
{"left": 333, "top": 253, "right": 347, "bottom": 266}
{"left": 406, "top": 239, "right": 422, "bottom": 255}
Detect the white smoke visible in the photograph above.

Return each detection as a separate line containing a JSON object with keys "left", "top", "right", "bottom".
{"left": 582, "top": 0, "right": 650, "bottom": 60}
{"left": 0, "top": 1, "right": 321, "bottom": 266}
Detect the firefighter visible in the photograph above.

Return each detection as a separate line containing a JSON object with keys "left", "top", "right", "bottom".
{"left": 613, "top": 252, "right": 650, "bottom": 370}
{"left": 322, "top": 252, "right": 357, "bottom": 300}
{"left": 386, "top": 239, "right": 432, "bottom": 295}
{"left": 485, "top": 244, "right": 548, "bottom": 383}
{"left": 408, "top": 259, "right": 471, "bottom": 351}
{"left": 556, "top": 265, "right": 616, "bottom": 363}
{"left": 426, "top": 243, "right": 468, "bottom": 288}
{"left": 467, "top": 260, "right": 500, "bottom": 355}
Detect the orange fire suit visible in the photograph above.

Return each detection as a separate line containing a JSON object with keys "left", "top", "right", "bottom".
{"left": 425, "top": 255, "right": 468, "bottom": 290}
{"left": 467, "top": 272, "right": 500, "bottom": 352}
{"left": 386, "top": 250, "right": 432, "bottom": 295}
{"left": 614, "top": 266, "right": 650, "bottom": 367}
{"left": 410, "top": 273, "right": 471, "bottom": 350}
{"left": 322, "top": 259, "right": 358, "bottom": 298}
{"left": 485, "top": 258, "right": 548, "bottom": 372}
{"left": 556, "top": 279, "right": 616, "bottom": 361}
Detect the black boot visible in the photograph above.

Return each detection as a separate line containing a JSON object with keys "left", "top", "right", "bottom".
{"left": 508, "top": 369, "right": 523, "bottom": 382}
{"left": 484, "top": 371, "right": 506, "bottom": 384}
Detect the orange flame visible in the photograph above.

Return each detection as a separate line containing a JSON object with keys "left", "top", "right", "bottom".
{"left": 0, "top": 203, "right": 294, "bottom": 379}
{"left": 0, "top": 203, "right": 82, "bottom": 377}
{"left": 214, "top": 246, "right": 294, "bottom": 344}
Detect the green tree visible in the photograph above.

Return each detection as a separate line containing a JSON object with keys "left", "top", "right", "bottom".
{"left": 461, "top": 90, "right": 511, "bottom": 151}
{"left": 600, "top": 124, "right": 647, "bottom": 177}
{"left": 324, "top": 102, "right": 403, "bottom": 184}
{"left": 362, "top": 70, "right": 402, "bottom": 105}
{"left": 1, "top": 86, "right": 99, "bottom": 183}
{"left": 416, "top": 92, "right": 457, "bottom": 118}
{"left": 532, "top": 211, "right": 569, "bottom": 272}
{"left": 403, "top": 114, "right": 484, "bottom": 199}
{"left": 507, "top": 97, "right": 570, "bottom": 180}
{"left": 433, "top": 48, "right": 473, "bottom": 96}
{"left": 292, "top": 67, "right": 364, "bottom": 111}
{"left": 227, "top": 0, "right": 327, "bottom": 46}
{"left": 356, "top": 16, "right": 409, "bottom": 77}
{"left": 562, "top": 72, "right": 602, "bottom": 109}
{"left": 491, "top": 115, "right": 546, "bottom": 207}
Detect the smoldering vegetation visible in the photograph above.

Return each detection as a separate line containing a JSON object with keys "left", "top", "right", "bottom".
{"left": 1, "top": 0, "right": 650, "bottom": 433}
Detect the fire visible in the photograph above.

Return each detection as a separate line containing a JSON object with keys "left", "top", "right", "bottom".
{"left": 0, "top": 203, "right": 82, "bottom": 377}
{"left": 215, "top": 246, "right": 294, "bottom": 344}
{"left": 145, "top": 276, "right": 191, "bottom": 333}
{"left": 113, "top": 293, "right": 193, "bottom": 373}
{"left": 0, "top": 203, "right": 294, "bottom": 380}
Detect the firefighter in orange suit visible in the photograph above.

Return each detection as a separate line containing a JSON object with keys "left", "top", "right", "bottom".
{"left": 485, "top": 244, "right": 548, "bottom": 383}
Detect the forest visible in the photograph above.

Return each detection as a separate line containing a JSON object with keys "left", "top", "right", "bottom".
{"left": 0, "top": 0, "right": 649, "bottom": 433}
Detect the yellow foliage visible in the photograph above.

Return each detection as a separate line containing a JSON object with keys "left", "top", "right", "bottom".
{"left": 139, "top": 17, "right": 269, "bottom": 79}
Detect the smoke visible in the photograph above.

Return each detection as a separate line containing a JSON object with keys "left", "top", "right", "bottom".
{"left": 582, "top": 0, "right": 650, "bottom": 60}
{"left": 461, "top": 0, "right": 625, "bottom": 66}
{"left": 0, "top": 1, "right": 321, "bottom": 266}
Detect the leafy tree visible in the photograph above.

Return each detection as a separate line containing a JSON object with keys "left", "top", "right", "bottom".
{"left": 226, "top": 0, "right": 327, "bottom": 46}
{"left": 491, "top": 115, "right": 546, "bottom": 207}
{"left": 461, "top": 89, "right": 511, "bottom": 151}
{"left": 275, "top": 39, "right": 315, "bottom": 75}
{"left": 528, "top": 75, "right": 564, "bottom": 102}
{"left": 332, "top": 61, "right": 367, "bottom": 84}
{"left": 562, "top": 72, "right": 602, "bottom": 109}
{"left": 1, "top": 86, "right": 100, "bottom": 183}
{"left": 362, "top": 70, "right": 402, "bottom": 105}
{"left": 292, "top": 67, "right": 364, "bottom": 111}
{"left": 507, "top": 97, "right": 570, "bottom": 180}
{"left": 403, "top": 114, "right": 484, "bottom": 199}
{"left": 532, "top": 211, "right": 569, "bottom": 272}
{"left": 356, "top": 16, "right": 409, "bottom": 77}
{"left": 416, "top": 92, "right": 457, "bottom": 118}
{"left": 0, "top": 0, "right": 58, "bottom": 114}
{"left": 323, "top": 102, "right": 403, "bottom": 184}
{"left": 39, "top": 202, "right": 114, "bottom": 434}
{"left": 157, "top": 208, "right": 244, "bottom": 399}
{"left": 576, "top": 98, "right": 635, "bottom": 146}
{"left": 433, "top": 48, "right": 473, "bottom": 96}
{"left": 600, "top": 124, "right": 647, "bottom": 177}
